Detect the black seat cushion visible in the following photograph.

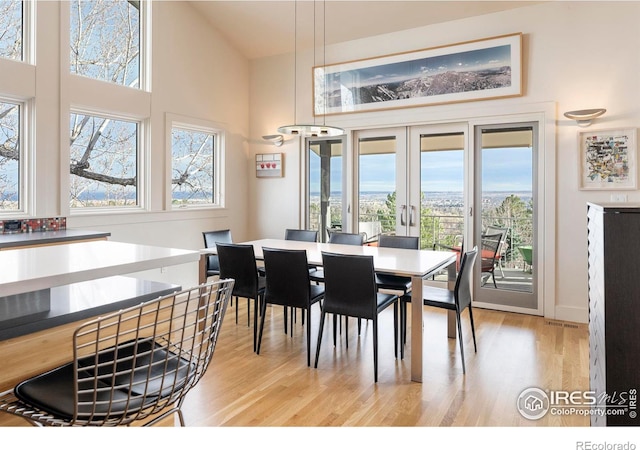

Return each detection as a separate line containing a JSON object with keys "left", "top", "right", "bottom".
{"left": 422, "top": 286, "right": 456, "bottom": 310}
{"left": 375, "top": 274, "right": 411, "bottom": 293}
{"left": 14, "top": 362, "right": 150, "bottom": 420}
{"left": 14, "top": 339, "right": 193, "bottom": 421}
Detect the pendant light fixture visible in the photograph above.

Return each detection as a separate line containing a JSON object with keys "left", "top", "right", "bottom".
{"left": 277, "top": 0, "right": 344, "bottom": 138}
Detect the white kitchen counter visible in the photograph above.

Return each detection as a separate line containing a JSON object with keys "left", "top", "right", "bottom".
{"left": 0, "top": 240, "right": 199, "bottom": 297}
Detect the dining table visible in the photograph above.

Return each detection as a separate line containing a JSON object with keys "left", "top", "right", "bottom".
{"left": 200, "top": 238, "right": 457, "bottom": 382}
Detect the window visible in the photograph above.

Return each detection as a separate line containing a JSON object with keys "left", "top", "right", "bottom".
{"left": 70, "top": 0, "right": 142, "bottom": 88}
{"left": 0, "top": 0, "right": 23, "bottom": 61}
{"left": 171, "top": 124, "right": 221, "bottom": 208}
{"left": 70, "top": 112, "right": 140, "bottom": 209}
{"left": 0, "top": 100, "right": 21, "bottom": 211}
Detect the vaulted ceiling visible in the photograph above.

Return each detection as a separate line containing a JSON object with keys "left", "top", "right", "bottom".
{"left": 188, "top": 1, "right": 541, "bottom": 60}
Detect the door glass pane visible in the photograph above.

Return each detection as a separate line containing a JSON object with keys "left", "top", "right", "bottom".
{"left": 421, "top": 133, "right": 464, "bottom": 251}
{"left": 358, "top": 137, "right": 396, "bottom": 244}
{"left": 480, "top": 128, "right": 533, "bottom": 293}
{"left": 308, "top": 139, "right": 342, "bottom": 242}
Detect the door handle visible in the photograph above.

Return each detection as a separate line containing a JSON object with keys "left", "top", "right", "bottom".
{"left": 400, "top": 205, "right": 407, "bottom": 226}
{"left": 409, "top": 205, "right": 415, "bottom": 226}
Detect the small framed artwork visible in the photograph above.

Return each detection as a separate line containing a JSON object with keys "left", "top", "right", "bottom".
{"left": 256, "top": 153, "right": 283, "bottom": 178}
{"left": 579, "top": 128, "right": 637, "bottom": 190}
{"left": 313, "top": 33, "right": 522, "bottom": 116}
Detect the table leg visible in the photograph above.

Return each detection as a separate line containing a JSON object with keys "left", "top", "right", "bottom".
{"left": 410, "top": 260, "right": 457, "bottom": 382}
{"left": 199, "top": 254, "right": 208, "bottom": 285}
{"left": 410, "top": 275, "right": 423, "bottom": 382}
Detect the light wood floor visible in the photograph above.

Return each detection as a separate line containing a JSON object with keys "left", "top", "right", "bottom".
{"left": 181, "top": 298, "right": 589, "bottom": 427}
{"left": 0, "top": 297, "right": 590, "bottom": 428}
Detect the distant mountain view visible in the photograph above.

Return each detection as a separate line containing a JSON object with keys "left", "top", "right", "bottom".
{"left": 328, "top": 66, "right": 512, "bottom": 107}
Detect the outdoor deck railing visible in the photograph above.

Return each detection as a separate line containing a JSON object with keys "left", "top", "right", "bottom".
{"left": 311, "top": 210, "right": 532, "bottom": 270}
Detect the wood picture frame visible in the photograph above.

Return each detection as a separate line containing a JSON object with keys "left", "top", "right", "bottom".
{"left": 579, "top": 128, "right": 637, "bottom": 190}
{"left": 313, "top": 33, "right": 522, "bottom": 116}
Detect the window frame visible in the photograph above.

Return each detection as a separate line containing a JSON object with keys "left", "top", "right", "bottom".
{"left": 0, "top": 95, "right": 32, "bottom": 217}
{"left": 166, "top": 114, "right": 225, "bottom": 211}
{"left": 68, "top": 108, "right": 147, "bottom": 214}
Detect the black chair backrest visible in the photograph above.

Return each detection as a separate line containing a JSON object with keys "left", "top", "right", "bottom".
{"left": 328, "top": 232, "right": 364, "bottom": 246}
{"left": 321, "top": 251, "right": 377, "bottom": 320}
{"left": 378, "top": 234, "right": 419, "bottom": 250}
{"left": 263, "top": 247, "right": 312, "bottom": 308}
{"left": 455, "top": 246, "right": 478, "bottom": 310}
{"left": 284, "top": 229, "right": 318, "bottom": 242}
{"left": 203, "top": 229, "right": 233, "bottom": 272}
{"left": 217, "top": 243, "right": 260, "bottom": 298}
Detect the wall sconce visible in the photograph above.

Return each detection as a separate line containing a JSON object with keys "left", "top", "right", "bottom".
{"left": 262, "top": 134, "right": 284, "bottom": 147}
{"left": 563, "top": 108, "right": 606, "bottom": 127}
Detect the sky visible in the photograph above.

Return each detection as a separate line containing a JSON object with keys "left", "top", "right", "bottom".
{"left": 310, "top": 147, "right": 533, "bottom": 193}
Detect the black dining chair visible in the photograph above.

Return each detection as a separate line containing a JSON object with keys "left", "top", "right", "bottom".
{"left": 216, "top": 242, "right": 265, "bottom": 352}
{"left": 282, "top": 229, "right": 319, "bottom": 331}
{"left": 257, "top": 247, "right": 325, "bottom": 366}
{"left": 314, "top": 251, "right": 398, "bottom": 382}
{"left": 309, "top": 231, "right": 364, "bottom": 284}
{"left": 374, "top": 234, "right": 420, "bottom": 359}
{"left": 202, "top": 229, "right": 233, "bottom": 278}
{"left": 421, "top": 246, "right": 478, "bottom": 374}
{"left": 284, "top": 229, "right": 318, "bottom": 242}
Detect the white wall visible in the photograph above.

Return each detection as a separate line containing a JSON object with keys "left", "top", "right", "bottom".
{"left": 248, "top": 1, "right": 640, "bottom": 323}
{"left": 0, "top": 1, "right": 251, "bottom": 290}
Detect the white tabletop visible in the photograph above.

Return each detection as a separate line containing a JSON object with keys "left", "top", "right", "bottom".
{"left": 0, "top": 240, "right": 200, "bottom": 297}
{"left": 206, "top": 238, "right": 456, "bottom": 278}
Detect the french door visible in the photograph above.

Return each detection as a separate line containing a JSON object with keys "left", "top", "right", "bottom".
{"left": 347, "top": 122, "right": 540, "bottom": 314}
{"left": 472, "top": 123, "right": 537, "bottom": 311}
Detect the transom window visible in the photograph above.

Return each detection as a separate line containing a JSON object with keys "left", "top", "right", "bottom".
{"left": 70, "top": 112, "right": 140, "bottom": 209}
{"left": 0, "top": 0, "right": 23, "bottom": 61}
{"left": 70, "top": 0, "right": 142, "bottom": 88}
{"left": 171, "top": 124, "right": 221, "bottom": 208}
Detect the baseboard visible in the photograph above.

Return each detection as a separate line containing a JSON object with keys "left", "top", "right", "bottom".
{"left": 553, "top": 305, "right": 588, "bottom": 324}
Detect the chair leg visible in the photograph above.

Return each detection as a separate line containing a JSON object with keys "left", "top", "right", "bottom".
{"left": 468, "top": 306, "right": 477, "bottom": 353}
{"left": 332, "top": 314, "right": 337, "bottom": 346}
{"left": 345, "top": 317, "right": 349, "bottom": 349}
{"left": 393, "top": 301, "right": 398, "bottom": 360}
{"left": 253, "top": 296, "right": 260, "bottom": 353}
{"left": 373, "top": 317, "right": 379, "bottom": 383}
{"left": 314, "top": 310, "right": 327, "bottom": 368}
{"left": 456, "top": 309, "right": 466, "bottom": 374}
{"left": 283, "top": 306, "right": 288, "bottom": 334}
{"left": 290, "top": 307, "right": 294, "bottom": 337}
{"left": 399, "top": 300, "right": 405, "bottom": 360}
{"left": 256, "top": 299, "right": 269, "bottom": 355}
{"left": 235, "top": 296, "right": 239, "bottom": 324}
{"left": 306, "top": 307, "right": 311, "bottom": 367}
{"left": 247, "top": 299, "right": 251, "bottom": 327}
{"left": 492, "top": 270, "right": 497, "bottom": 289}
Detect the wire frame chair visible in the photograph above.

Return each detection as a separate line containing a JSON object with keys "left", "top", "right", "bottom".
{"left": 0, "top": 279, "right": 234, "bottom": 427}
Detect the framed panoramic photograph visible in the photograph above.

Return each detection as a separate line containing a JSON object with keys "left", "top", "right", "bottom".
{"left": 313, "top": 33, "right": 522, "bottom": 116}
{"left": 579, "top": 128, "right": 637, "bottom": 190}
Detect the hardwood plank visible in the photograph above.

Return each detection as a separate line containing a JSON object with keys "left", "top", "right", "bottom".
{"left": 0, "top": 300, "right": 589, "bottom": 427}
{"left": 178, "top": 302, "right": 589, "bottom": 427}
